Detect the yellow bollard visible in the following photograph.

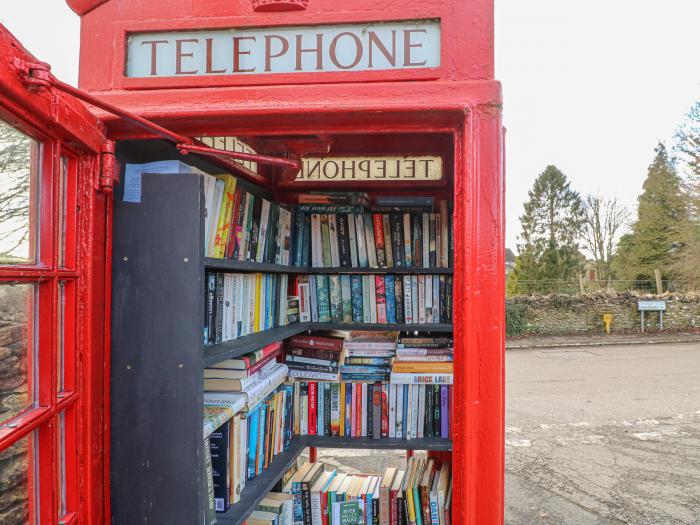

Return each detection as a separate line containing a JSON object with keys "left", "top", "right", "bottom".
{"left": 603, "top": 313, "right": 612, "bottom": 334}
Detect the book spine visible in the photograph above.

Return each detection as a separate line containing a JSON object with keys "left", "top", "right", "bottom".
{"left": 341, "top": 274, "right": 353, "bottom": 322}
{"left": 403, "top": 276, "right": 413, "bottom": 324}
{"left": 289, "top": 346, "right": 342, "bottom": 361}
{"left": 390, "top": 373, "right": 453, "bottom": 385}
{"left": 381, "top": 383, "right": 389, "bottom": 438}
{"left": 308, "top": 274, "right": 319, "bottom": 323}
{"left": 432, "top": 385, "right": 441, "bottom": 438}
{"left": 215, "top": 273, "right": 225, "bottom": 343}
{"left": 385, "top": 275, "right": 396, "bottom": 324}
{"left": 320, "top": 214, "right": 332, "bottom": 267}
{"left": 355, "top": 213, "right": 369, "bottom": 268}
{"left": 367, "top": 383, "right": 374, "bottom": 438}
{"left": 394, "top": 276, "right": 405, "bottom": 324}
{"left": 330, "top": 382, "right": 341, "bottom": 436}
{"left": 351, "top": 275, "right": 364, "bottom": 322}
{"left": 368, "top": 276, "right": 378, "bottom": 323}
{"left": 439, "top": 201, "right": 449, "bottom": 268}
{"left": 364, "top": 213, "right": 378, "bottom": 268}
{"left": 382, "top": 214, "right": 394, "bottom": 268}
{"left": 412, "top": 213, "right": 422, "bottom": 268}
{"left": 362, "top": 275, "right": 372, "bottom": 323}
{"left": 440, "top": 386, "right": 449, "bottom": 438}
{"left": 328, "top": 274, "right": 343, "bottom": 323}
{"left": 257, "top": 199, "right": 271, "bottom": 262}
{"left": 298, "top": 275, "right": 311, "bottom": 323}
{"left": 373, "top": 214, "right": 387, "bottom": 267}
{"left": 348, "top": 213, "right": 359, "bottom": 267}
{"left": 417, "top": 385, "right": 425, "bottom": 439}
{"left": 308, "top": 382, "right": 317, "bottom": 436}
{"left": 375, "top": 275, "right": 387, "bottom": 324}
{"left": 317, "top": 382, "right": 325, "bottom": 437}
{"left": 389, "top": 212, "right": 404, "bottom": 268}
{"left": 373, "top": 382, "right": 382, "bottom": 439}
{"left": 323, "top": 382, "right": 332, "bottom": 436}
{"left": 395, "top": 384, "right": 403, "bottom": 439}
{"left": 302, "top": 213, "right": 312, "bottom": 267}
{"left": 311, "top": 214, "right": 323, "bottom": 267}
{"left": 328, "top": 214, "right": 340, "bottom": 267}
{"left": 316, "top": 275, "right": 331, "bottom": 323}
{"left": 403, "top": 213, "right": 412, "bottom": 267}
{"left": 337, "top": 214, "right": 351, "bottom": 267}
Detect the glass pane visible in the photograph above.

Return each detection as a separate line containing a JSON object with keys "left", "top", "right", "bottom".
{"left": 0, "top": 283, "right": 36, "bottom": 424}
{"left": 58, "top": 157, "right": 68, "bottom": 268}
{"left": 0, "top": 432, "right": 36, "bottom": 524}
{"left": 57, "top": 412, "right": 66, "bottom": 518}
{"left": 57, "top": 282, "right": 64, "bottom": 393}
{"left": 0, "top": 120, "right": 39, "bottom": 265}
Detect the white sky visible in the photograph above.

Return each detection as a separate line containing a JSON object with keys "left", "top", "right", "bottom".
{"left": 2, "top": 1, "right": 700, "bottom": 252}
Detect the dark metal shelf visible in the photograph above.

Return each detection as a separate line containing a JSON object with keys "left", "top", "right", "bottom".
{"left": 306, "top": 435, "right": 452, "bottom": 451}
{"left": 215, "top": 437, "right": 307, "bottom": 525}
{"left": 203, "top": 324, "right": 309, "bottom": 367}
{"left": 204, "top": 258, "right": 453, "bottom": 275}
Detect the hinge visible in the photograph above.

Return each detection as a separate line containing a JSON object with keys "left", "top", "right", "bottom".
{"left": 12, "top": 58, "right": 52, "bottom": 89}
{"left": 98, "top": 140, "right": 119, "bottom": 194}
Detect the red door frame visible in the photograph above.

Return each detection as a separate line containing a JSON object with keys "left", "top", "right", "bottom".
{"left": 0, "top": 24, "right": 109, "bottom": 525}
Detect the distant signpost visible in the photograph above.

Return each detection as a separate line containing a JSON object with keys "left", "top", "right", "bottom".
{"left": 638, "top": 300, "right": 666, "bottom": 332}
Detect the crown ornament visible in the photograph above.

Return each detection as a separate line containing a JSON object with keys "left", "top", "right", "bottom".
{"left": 252, "top": 0, "right": 308, "bottom": 12}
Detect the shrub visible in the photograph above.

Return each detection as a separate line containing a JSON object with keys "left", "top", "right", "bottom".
{"left": 506, "top": 300, "right": 528, "bottom": 337}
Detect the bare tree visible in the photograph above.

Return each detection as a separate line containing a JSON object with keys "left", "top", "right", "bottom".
{"left": 0, "top": 121, "right": 34, "bottom": 263}
{"left": 581, "top": 194, "right": 629, "bottom": 287}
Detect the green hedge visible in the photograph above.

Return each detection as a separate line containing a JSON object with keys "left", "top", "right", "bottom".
{"left": 506, "top": 300, "right": 528, "bottom": 337}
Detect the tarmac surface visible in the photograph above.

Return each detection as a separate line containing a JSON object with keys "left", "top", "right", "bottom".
{"left": 506, "top": 341, "right": 700, "bottom": 524}
{"left": 306, "top": 339, "right": 700, "bottom": 524}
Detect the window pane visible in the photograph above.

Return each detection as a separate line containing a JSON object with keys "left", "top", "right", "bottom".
{"left": 0, "top": 283, "right": 36, "bottom": 425}
{"left": 58, "top": 157, "right": 68, "bottom": 268}
{"left": 0, "top": 432, "right": 36, "bottom": 524}
{"left": 57, "top": 282, "right": 64, "bottom": 393}
{"left": 0, "top": 120, "right": 39, "bottom": 265}
{"left": 57, "top": 412, "right": 66, "bottom": 518}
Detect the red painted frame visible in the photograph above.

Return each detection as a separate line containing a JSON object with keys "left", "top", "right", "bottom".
{"left": 0, "top": 24, "right": 109, "bottom": 525}
{"left": 68, "top": 0, "right": 504, "bottom": 522}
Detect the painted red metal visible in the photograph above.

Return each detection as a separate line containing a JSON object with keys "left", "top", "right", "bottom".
{"left": 252, "top": 0, "right": 308, "bottom": 12}
{"left": 64, "top": 0, "right": 504, "bottom": 522}
{"left": 0, "top": 23, "right": 109, "bottom": 525}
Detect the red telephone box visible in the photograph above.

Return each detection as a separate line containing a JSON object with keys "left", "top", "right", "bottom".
{"left": 1, "top": 0, "right": 504, "bottom": 522}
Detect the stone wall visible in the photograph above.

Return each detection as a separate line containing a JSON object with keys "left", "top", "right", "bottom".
{"left": 508, "top": 291, "right": 700, "bottom": 335}
{"left": 0, "top": 286, "right": 29, "bottom": 525}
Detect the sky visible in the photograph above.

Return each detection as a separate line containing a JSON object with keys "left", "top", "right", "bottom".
{"left": 2, "top": 1, "right": 700, "bottom": 252}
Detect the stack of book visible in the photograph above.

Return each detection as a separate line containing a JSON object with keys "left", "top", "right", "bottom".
{"left": 390, "top": 336, "right": 454, "bottom": 385}
{"left": 204, "top": 272, "right": 291, "bottom": 345}
{"left": 339, "top": 331, "right": 398, "bottom": 381}
{"left": 261, "top": 459, "right": 452, "bottom": 525}
{"left": 292, "top": 195, "right": 453, "bottom": 270}
{"left": 204, "top": 342, "right": 284, "bottom": 400}
{"left": 296, "top": 273, "right": 452, "bottom": 325}
{"left": 203, "top": 173, "right": 294, "bottom": 264}
{"left": 285, "top": 333, "right": 346, "bottom": 381}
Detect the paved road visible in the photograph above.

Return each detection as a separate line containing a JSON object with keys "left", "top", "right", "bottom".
{"left": 506, "top": 342, "right": 700, "bottom": 524}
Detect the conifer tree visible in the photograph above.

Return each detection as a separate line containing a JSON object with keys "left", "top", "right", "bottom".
{"left": 509, "top": 165, "right": 584, "bottom": 294}
{"left": 614, "top": 143, "right": 688, "bottom": 282}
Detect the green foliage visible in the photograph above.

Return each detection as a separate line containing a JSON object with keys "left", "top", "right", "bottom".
{"left": 613, "top": 144, "right": 688, "bottom": 282}
{"left": 509, "top": 165, "right": 585, "bottom": 294}
{"left": 505, "top": 300, "right": 528, "bottom": 337}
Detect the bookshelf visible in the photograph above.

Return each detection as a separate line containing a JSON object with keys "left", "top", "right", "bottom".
{"left": 111, "top": 142, "right": 455, "bottom": 525}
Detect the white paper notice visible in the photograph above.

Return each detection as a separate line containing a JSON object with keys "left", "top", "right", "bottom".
{"left": 122, "top": 160, "right": 199, "bottom": 203}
